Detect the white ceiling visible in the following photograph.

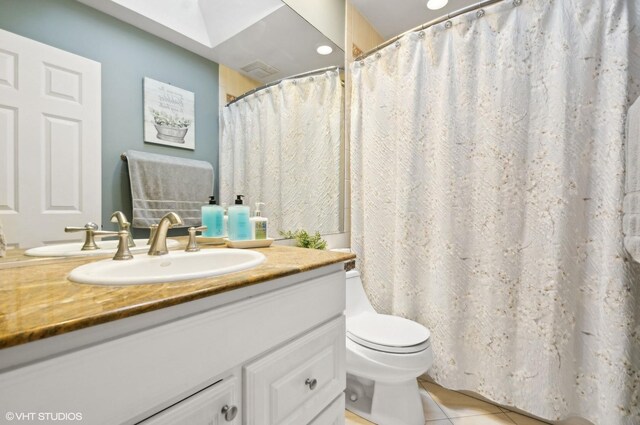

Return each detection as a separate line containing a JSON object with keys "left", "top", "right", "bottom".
{"left": 76, "top": 0, "right": 344, "bottom": 83}
{"left": 351, "top": 0, "right": 479, "bottom": 40}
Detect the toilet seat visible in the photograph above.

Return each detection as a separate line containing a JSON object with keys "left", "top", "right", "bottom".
{"left": 346, "top": 312, "right": 431, "bottom": 354}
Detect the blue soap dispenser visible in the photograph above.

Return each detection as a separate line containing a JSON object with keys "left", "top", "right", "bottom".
{"left": 228, "top": 195, "right": 251, "bottom": 240}
{"left": 201, "top": 195, "right": 224, "bottom": 237}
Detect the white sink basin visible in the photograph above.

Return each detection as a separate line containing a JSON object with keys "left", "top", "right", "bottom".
{"left": 25, "top": 239, "right": 180, "bottom": 257}
{"left": 68, "top": 248, "right": 266, "bottom": 285}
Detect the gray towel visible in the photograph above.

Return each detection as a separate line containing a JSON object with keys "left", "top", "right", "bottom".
{"left": 624, "top": 99, "right": 640, "bottom": 261}
{"left": 125, "top": 150, "right": 213, "bottom": 228}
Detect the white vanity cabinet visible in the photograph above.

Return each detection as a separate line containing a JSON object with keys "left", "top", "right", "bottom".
{"left": 140, "top": 376, "right": 241, "bottom": 425}
{"left": 245, "top": 317, "right": 345, "bottom": 425}
{"left": 0, "top": 265, "right": 346, "bottom": 425}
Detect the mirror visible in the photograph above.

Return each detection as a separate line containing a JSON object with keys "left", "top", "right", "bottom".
{"left": 89, "top": 0, "right": 348, "bottom": 239}
{"left": 0, "top": 0, "right": 346, "bottom": 264}
{"left": 215, "top": 1, "right": 346, "bottom": 238}
{"left": 220, "top": 68, "right": 344, "bottom": 238}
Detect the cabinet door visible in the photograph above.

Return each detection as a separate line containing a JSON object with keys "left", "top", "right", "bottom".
{"left": 308, "top": 395, "right": 345, "bottom": 425}
{"left": 140, "top": 376, "right": 240, "bottom": 425}
{"left": 245, "top": 317, "right": 346, "bottom": 425}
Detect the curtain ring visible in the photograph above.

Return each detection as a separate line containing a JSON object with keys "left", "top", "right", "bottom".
{"left": 513, "top": 0, "right": 522, "bottom": 5}
{"left": 375, "top": 52, "right": 381, "bottom": 59}
{"left": 476, "top": 9, "right": 485, "bottom": 18}
{"left": 395, "top": 41, "right": 401, "bottom": 48}
{"left": 417, "top": 30, "right": 425, "bottom": 38}
{"left": 444, "top": 21, "right": 453, "bottom": 29}
{"left": 359, "top": 60, "right": 365, "bottom": 66}
{"left": 309, "top": 76, "right": 314, "bottom": 82}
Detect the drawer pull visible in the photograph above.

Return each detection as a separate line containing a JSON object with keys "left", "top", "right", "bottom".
{"left": 221, "top": 404, "right": 238, "bottom": 421}
{"left": 305, "top": 378, "right": 318, "bottom": 390}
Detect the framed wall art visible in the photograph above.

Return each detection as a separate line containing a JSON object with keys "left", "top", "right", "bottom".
{"left": 143, "top": 77, "right": 195, "bottom": 150}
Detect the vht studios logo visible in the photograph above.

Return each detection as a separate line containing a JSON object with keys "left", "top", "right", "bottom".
{"left": 5, "top": 412, "right": 83, "bottom": 421}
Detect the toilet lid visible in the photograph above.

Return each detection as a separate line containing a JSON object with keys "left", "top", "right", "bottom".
{"left": 347, "top": 312, "right": 431, "bottom": 354}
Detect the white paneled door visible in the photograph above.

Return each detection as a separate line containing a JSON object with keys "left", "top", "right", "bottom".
{"left": 0, "top": 29, "right": 101, "bottom": 248}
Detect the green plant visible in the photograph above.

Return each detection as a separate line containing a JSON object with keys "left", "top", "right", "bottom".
{"left": 279, "top": 229, "right": 327, "bottom": 250}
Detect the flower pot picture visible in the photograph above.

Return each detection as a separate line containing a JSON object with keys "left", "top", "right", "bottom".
{"left": 151, "top": 109, "right": 191, "bottom": 143}
{"left": 154, "top": 124, "right": 189, "bottom": 143}
{"left": 144, "top": 77, "right": 195, "bottom": 150}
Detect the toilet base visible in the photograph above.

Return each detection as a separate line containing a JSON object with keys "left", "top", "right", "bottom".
{"left": 346, "top": 375, "right": 425, "bottom": 425}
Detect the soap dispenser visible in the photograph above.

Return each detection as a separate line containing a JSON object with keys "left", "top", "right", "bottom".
{"left": 250, "top": 202, "right": 268, "bottom": 240}
{"left": 228, "top": 195, "right": 251, "bottom": 240}
{"left": 201, "top": 195, "right": 224, "bottom": 237}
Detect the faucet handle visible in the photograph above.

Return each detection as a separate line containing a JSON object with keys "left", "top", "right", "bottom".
{"left": 113, "top": 231, "right": 133, "bottom": 261}
{"left": 65, "top": 222, "right": 100, "bottom": 250}
{"left": 185, "top": 226, "right": 207, "bottom": 252}
{"left": 110, "top": 211, "right": 135, "bottom": 248}
{"left": 147, "top": 224, "right": 158, "bottom": 245}
{"left": 85, "top": 230, "right": 133, "bottom": 260}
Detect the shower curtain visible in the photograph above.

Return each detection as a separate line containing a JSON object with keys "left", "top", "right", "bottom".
{"left": 350, "top": 1, "right": 640, "bottom": 423}
{"left": 220, "top": 69, "right": 343, "bottom": 238}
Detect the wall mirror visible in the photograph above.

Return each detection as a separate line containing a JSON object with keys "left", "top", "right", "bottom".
{"left": 82, "top": 0, "right": 347, "bottom": 239}
{"left": 0, "top": 0, "right": 345, "bottom": 266}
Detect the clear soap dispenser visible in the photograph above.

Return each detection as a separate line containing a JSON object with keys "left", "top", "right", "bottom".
{"left": 250, "top": 202, "right": 268, "bottom": 240}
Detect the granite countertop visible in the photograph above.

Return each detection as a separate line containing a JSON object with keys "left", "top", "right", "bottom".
{"left": 0, "top": 242, "right": 355, "bottom": 350}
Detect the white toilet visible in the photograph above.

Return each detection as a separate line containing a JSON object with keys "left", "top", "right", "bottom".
{"left": 345, "top": 270, "right": 433, "bottom": 425}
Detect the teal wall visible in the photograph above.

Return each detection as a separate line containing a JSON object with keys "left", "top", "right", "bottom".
{"left": 0, "top": 0, "right": 219, "bottom": 235}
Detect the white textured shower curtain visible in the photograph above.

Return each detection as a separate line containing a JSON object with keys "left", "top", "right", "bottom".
{"left": 351, "top": 1, "right": 640, "bottom": 423}
{"left": 220, "top": 69, "right": 343, "bottom": 237}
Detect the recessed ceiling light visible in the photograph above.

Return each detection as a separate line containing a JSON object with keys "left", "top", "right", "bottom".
{"left": 426, "top": 0, "right": 448, "bottom": 10}
{"left": 316, "top": 45, "right": 333, "bottom": 55}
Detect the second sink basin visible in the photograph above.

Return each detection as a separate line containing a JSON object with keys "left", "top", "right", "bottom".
{"left": 68, "top": 248, "right": 266, "bottom": 285}
{"left": 25, "top": 239, "right": 180, "bottom": 258}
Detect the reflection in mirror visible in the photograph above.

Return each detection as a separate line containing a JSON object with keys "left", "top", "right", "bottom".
{"left": 220, "top": 68, "right": 344, "bottom": 238}
{"left": 0, "top": 0, "right": 346, "bottom": 265}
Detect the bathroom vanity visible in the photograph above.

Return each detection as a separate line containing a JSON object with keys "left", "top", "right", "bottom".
{"left": 0, "top": 245, "right": 354, "bottom": 425}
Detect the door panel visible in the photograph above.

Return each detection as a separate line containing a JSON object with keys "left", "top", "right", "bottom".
{"left": 0, "top": 29, "right": 101, "bottom": 248}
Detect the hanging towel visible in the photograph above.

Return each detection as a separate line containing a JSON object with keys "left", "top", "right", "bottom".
{"left": 125, "top": 150, "right": 213, "bottom": 228}
{"left": 624, "top": 99, "right": 640, "bottom": 262}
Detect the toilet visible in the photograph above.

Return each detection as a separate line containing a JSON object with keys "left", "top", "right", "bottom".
{"left": 345, "top": 270, "right": 433, "bottom": 425}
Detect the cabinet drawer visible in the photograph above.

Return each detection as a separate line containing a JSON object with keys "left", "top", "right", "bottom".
{"left": 245, "top": 316, "right": 346, "bottom": 425}
{"left": 140, "top": 376, "right": 241, "bottom": 425}
{"left": 308, "top": 395, "right": 345, "bottom": 425}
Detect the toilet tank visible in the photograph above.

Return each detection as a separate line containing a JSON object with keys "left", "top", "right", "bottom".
{"left": 345, "top": 270, "right": 376, "bottom": 317}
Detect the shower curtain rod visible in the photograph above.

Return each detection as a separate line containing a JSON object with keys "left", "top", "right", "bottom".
{"left": 355, "top": 0, "right": 507, "bottom": 61}
{"left": 226, "top": 65, "right": 344, "bottom": 106}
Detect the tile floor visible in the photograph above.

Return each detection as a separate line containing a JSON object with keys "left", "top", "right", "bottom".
{"left": 344, "top": 378, "right": 551, "bottom": 425}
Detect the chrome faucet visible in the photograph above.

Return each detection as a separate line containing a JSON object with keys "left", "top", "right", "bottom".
{"left": 110, "top": 211, "right": 135, "bottom": 248}
{"left": 147, "top": 212, "right": 183, "bottom": 256}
